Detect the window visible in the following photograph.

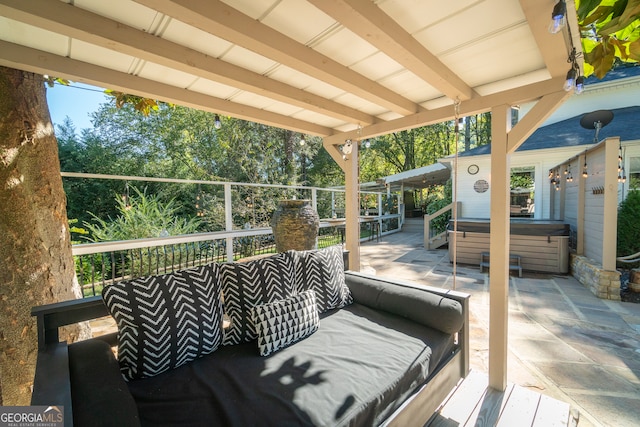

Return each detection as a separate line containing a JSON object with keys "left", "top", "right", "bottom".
{"left": 510, "top": 167, "right": 535, "bottom": 217}
{"left": 629, "top": 156, "right": 640, "bottom": 190}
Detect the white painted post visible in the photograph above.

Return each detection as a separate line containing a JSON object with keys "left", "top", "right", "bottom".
{"left": 311, "top": 188, "right": 318, "bottom": 213}
{"left": 331, "top": 191, "right": 336, "bottom": 218}
{"left": 345, "top": 142, "right": 360, "bottom": 271}
{"left": 489, "top": 104, "right": 511, "bottom": 392}
{"left": 577, "top": 153, "right": 586, "bottom": 255}
{"left": 224, "top": 183, "right": 234, "bottom": 262}
{"left": 603, "top": 138, "right": 619, "bottom": 271}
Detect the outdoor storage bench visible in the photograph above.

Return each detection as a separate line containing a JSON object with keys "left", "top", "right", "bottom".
{"left": 31, "top": 245, "right": 470, "bottom": 427}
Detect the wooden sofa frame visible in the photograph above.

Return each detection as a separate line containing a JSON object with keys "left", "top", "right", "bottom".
{"left": 31, "top": 271, "right": 470, "bottom": 427}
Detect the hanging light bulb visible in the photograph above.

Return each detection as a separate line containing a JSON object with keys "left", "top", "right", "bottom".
{"left": 582, "top": 157, "right": 588, "bottom": 178}
{"left": 214, "top": 114, "right": 222, "bottom": 129}
{"left": 299, "top": 135, "right": 306, "bottom": 146}
{"left": 364, "top": 139, "right": 371, "bottom": 149}
{"left": 548, "top": 0, "right": 567, "bottom": 34}
{"left": 575, "top": 75, "right": 585, "bottom": 94}
{"left": 564, "top": 67, "right": 577, "bottom": 92}
{"left": 342, "top": 139, "right": 353, "bottom": 155}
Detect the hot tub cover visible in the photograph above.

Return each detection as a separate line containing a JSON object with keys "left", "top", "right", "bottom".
{"left": 448, "top": 218, "right": 570, "bottom": 236}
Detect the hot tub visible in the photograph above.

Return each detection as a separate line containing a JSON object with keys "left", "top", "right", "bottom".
{"left": 448, "top": 218, "right": 570, "bottom": 274}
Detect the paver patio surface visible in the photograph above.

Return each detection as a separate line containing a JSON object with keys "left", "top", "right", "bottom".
{"left": 359, "top": 231, "right": 640, "bottom": 427}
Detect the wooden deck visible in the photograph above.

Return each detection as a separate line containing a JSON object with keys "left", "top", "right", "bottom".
{"left": 427, "top": 371, "right": 578, "bottom": 427}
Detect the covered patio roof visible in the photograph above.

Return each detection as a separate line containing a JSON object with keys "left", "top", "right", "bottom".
{"left": 0, "top": 0, "right": 577, "bottom": 138}
{"left": 0, "top": 0, "right": 583, "bottom": 392}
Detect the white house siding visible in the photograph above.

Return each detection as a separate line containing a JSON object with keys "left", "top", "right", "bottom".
{"left": 520, "top": 74, "right": 640, "bottom": 126}
{"left": 583, "top": 149, "right": 607, "bottom": 263}
{"left": 452, "top": 147, "right": 587, "bottom": 220}
{"left": 563, "top": 181, "right": 579, "bottom": 238}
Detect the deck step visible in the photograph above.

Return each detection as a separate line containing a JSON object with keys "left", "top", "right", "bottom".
{"left": 427, "top": 371, "right": 576, "bottom": 427}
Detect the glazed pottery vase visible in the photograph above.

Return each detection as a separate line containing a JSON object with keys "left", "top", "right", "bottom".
{"left": 271, "top": 200, "right": 320, "bottom": 252}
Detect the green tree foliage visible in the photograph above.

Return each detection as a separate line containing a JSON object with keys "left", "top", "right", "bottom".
{"left": 57, "top": 117, "right": 139, "bottom": 225}
{"left": 60, "top": 101, "right": 343, "bottom": 233}
{"left": 359, "top": 115, "right": 489, "bottom": 212}
{"left": 424, "top": 180, "right": 453, "bottom": 234}
{"left": 510, "top": 173, "right": 534, "bottom": 190}
{"left": 59, "top": 92, "right": 490, "bottom": 233}
{"left": 578, "top": 0, "right": 640, "bottom": 78}
{"left": 83, "top": 187, "right": 201, "bottom": 241}
{"left": 617, "top": 190, "right": 640, "bottom": 258}
{"left": 360, "top": 114, "right": 490, "bottom": 183}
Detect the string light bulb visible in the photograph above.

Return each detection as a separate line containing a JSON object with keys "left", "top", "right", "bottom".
{"left": 564, "top": 68, "right": 577, "bottom": 91}
{"left": 575, "top": 76, "right": 585, "bottom": 94}
{"left": 548, "top": 0, "right": 567, "bottom": 34}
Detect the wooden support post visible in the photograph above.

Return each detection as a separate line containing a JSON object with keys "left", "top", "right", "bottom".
{"left": 344, "top": 141, "right": 360, "bottom": 271}
{"left": 577, "top": 153, "right": 586, "bottom": 255}
{"left": 602, "top": 137, "right": 619, "bottom": 271}
{"left": 489, "top": 104, "right": 511, "bottom": 392}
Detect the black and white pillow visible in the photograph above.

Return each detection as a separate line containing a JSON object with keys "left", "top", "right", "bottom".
{"left": 102, "top": 263, "right": 223, "bottom": 381}
{"left": 291, "top": 245, "right": 353, "bottom": 313}
{"left": 220, "top": 252, "right": 296, "bottom": 345}
{"left": 251, "top": 290, "right": 319, "bottom": 357}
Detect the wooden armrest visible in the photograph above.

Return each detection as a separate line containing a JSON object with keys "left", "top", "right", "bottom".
{"left": 31, "top": 342, "right": 73, "bottom": 427}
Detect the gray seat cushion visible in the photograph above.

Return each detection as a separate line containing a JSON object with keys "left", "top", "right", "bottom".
{"left": 126, "top": 303, "right": 455, "bottom": 427}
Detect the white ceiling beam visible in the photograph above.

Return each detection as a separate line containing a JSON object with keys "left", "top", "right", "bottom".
{"left": 323, "top": 77, "right": 567, "bottom": 146}
{"left": 308, "top": 0, "right": 475, "bottom": 101}
{"left": 520, "top": 0, "right": 580, "bottom": 78}
{"left": 0, "top": 0, "right": 376, "bottom": 126}
{"left": 132, "top": 0, "right": 420, "bottom": 116}
{"left": 0, "top": 40, "right": 333, "bottom": 136}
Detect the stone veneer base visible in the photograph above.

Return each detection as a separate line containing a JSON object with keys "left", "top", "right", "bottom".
{"left": 570, "top": 254, "right": 621, "bottom": 301}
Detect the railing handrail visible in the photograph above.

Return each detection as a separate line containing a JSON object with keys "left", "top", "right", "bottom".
{"left": 72, "top": 213, "right": 403, "bottom": 256}
{"left": 425, "top": 202, "right": 455, "bottom": 221}
{"left": 72, "top": 228, "right": 273, "bottom": 256}
{"left": 424, "top": 202, "right": 460, "bottom": 250}
{"left": 62, "top": 172, "right": 391, "bottom": 196}
{"left": 61, "top": 171, "right": 342, "bottom": 192}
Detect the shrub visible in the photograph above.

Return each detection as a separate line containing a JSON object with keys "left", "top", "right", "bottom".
{"left": 617, "top": 190, "right": 640, "bottom": 259}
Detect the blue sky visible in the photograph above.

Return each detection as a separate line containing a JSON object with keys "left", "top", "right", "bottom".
{"left": 46, "top": 82, "right": 110, "bottom": 132}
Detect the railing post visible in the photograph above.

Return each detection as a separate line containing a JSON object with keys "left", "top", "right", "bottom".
{"left": 331, "top": 191, "right": 336, "bottom": 218}
{"left": 224, "top": 183, "right": 234, "bottom": 262}
{"left": 424, "top": 213, "right": 431, "bottom": 250}
{"left": 311, "top": 188, "right": 317, "bottom": 213}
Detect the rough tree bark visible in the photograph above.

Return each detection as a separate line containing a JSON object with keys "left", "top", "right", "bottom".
{"left": 0, "top": 66, "right": 89, "bottom": 405}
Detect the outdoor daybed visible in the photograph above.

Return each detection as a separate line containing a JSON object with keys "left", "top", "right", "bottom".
{"left": 31, "top": 246, "right": 470, "bottom": 427}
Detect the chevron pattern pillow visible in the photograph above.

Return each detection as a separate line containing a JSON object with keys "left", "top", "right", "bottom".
{"left": 220, "top": 252, "right": 296, "bottom": 345}
{"left": 251, "top": 290, "right": 319, "bottom": 356}
{"left": 102, "top": 263, "right": 223, "bottom": 381}
{"left": 292, "top": 245, "right": 353, "bottom": 313}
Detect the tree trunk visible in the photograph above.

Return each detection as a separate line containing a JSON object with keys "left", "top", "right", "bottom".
{"left": 0, "top": 67, "right": 89, "bottom": 405}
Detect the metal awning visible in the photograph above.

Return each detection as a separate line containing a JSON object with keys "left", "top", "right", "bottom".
{"left": 361, "top": 163, "right": 451, "bottom": 192}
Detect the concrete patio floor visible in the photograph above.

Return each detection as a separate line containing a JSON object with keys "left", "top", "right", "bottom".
{"left": 359, "top": 230, "right": 640, "bottom": 427}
